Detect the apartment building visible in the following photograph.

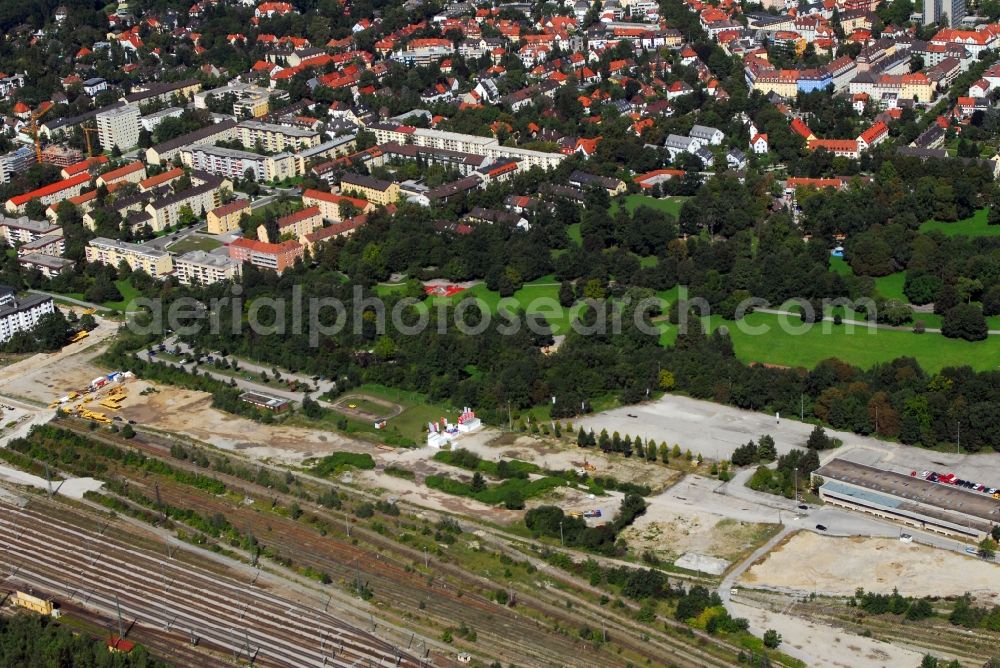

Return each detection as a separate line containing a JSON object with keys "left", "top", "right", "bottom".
{"left": 0, "top": 216, "right": 61, "bottom": 245}
{"left": 96, "top": 104, "right": 141, "bottom": 153}
{"left": 5, "top": 173, "right": 91, "bottom": 213}
{"left": 18, "top": 253, "right": 73, "bottom": 278}
{"left": 302, "top": 188, "right": 373, "bottom": 221}
{"left": 140, "top": 106, "right": 184, "bottom": 133}
{"left": 96, "top": 160, "right": 147, "bottom": 187}
{"left": 294, "top": 135, "right": 357, "bottom": 174}
{"left": 85, "top": 237, "right": 174, "bottom": 277}
{"left": 0, "top": 146, "right": 36, "bottom": 184}
{"left": 228, "top": 237, "right": 303, "bottom": 273}
{"left": 138, "top": 167, "right": 185, "bottom": 192}
{"left": 368, "top": 125, "right": 565, "bottom": 171}
{"left": 143, "top": 176, "right": 230, "bottom": 233}
{"left": 174, "top": 250, "right": 242, "bottom": 285}
{"left": 16, "top": 232, "right": 64, "bottom": 258}
{"left": 269, "top": 206, "right": 322, "bottom": 240}
{"left": 193, "top": 82, "right": 275, "bottom": 118}
{"left": 181, "top": 145, "right": 297, "bottom": 183}
{"left": 236, "top": 120, "right": 320, "bottom": 153}
{"left": 207, "top": 199, "right": 251, "bottom": 234}
{"left": 0, "top": 293, "right": 55, "bottom": 343}
{"left": 339, "top": 173, "right": 399, "bottom": 206}
{"left": 145, "top": 119, "right": 238, "bottom": 165}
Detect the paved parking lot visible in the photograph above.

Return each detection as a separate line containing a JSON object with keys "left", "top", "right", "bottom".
{"left": 578, "top": 394, "right": 1000, "bottom": 486}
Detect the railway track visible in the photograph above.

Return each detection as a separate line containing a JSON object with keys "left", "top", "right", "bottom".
{"left": 52, "top": 422, "right": 746, "bottom": 666}
{"left": 0, "top": 500, "right": 422, "bottom": 668}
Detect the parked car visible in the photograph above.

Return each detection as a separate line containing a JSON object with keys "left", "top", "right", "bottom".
{"left": 815, "top": 524, "right": 827, "bottom": 531}
{"left": 797, "top": 504, "right": 808, "bottom": 510}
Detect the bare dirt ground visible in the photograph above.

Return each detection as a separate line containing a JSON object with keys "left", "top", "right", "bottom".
{"left": 740, "top": 531, "right": 1000, "bottom": 598}
{"left": 1, "top": 319, "right": 119, "bottom": 405}
{"left": 455, "top": 430, "right": 683, "bottom": 491}
{"left": 118, "top": 383, "right": 363, "bottom": 464}
{"left": 728, "top": 599, "right": 924, "bottom": 668}
{"left": 621, "top": 512, "right": 780, "bottom": 565}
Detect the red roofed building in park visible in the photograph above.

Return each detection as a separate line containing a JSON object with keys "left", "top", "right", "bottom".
{"left": 228, "top": 237, "right": 303, "bottom": 273}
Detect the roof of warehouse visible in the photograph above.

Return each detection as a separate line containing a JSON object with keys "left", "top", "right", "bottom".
{"left": 816, "top": 459, "right": 1000, "bottom": 523}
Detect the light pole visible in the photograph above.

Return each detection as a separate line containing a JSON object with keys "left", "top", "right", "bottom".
{"left": 559, "top": 521, "right": 564, "bottom": 547}
{"left": 957, "top": 421, "right": 961, "bottom": 454}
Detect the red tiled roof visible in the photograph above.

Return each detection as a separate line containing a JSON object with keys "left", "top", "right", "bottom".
{"left": 230, "top": 237, "right": 301, "bottom": 253}
{"left": 63, "top": 156, "right": 109, "bottom": 177}
{"left": 8, "top": 173, "right": 91, "bottom": 206}
{"left": 139, "top": 167, "right": 184, "bottom": 189}
{"left": 210, "top": 199, "right": 251, "bottom": 218}
{"left": 99, "top": 161, "right": 144, "bottom": 182}
{"left": 303, "top": 188, "right": 370, "bottom": 209}
{"left": 276, "top": 206, "right": 320, "bottom": 228}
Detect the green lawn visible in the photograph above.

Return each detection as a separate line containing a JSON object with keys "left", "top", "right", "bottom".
{"left": 828, "top": 256, "right": 852, "bottom": 276}
{"left": 920, "top": 208, "right": 1000, "bottom": 237}
{"left": 105, "top": 279, "right": 143, "bottom": 312}
{"left": 873, "top": 271, "right": 907, "bottom": 301}
{"left": 354, "top": 383, "right": 456, "bottom": 443}
{"left": 566, "top": 223, "right": 582, "bottom": 244}
{"left": 659, "top": 312, "right": 1000, "bottom": 373}
{"left": 166, "top": 236, "right": 223, "bottom": 253}
{"left": 610, "top": 194, "right": 687, "bottom": 218}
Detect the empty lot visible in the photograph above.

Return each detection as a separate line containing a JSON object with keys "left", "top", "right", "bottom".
{"left": 740, "top": 531, "right": 1000, "bottom": 598}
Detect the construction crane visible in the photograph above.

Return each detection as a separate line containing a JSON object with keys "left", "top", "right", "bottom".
{"left": 28, "top": 104, "right": 52, "bottom": 163}
{"left": 82, "top": 125, "right": 99, "bottom": 157}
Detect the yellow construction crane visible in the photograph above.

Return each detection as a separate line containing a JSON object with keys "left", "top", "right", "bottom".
{"left": 28, "top": 105, "right": 52, "bottom": 163}
{"left": 82, "top": 126, "right": 99, "bottom": 157}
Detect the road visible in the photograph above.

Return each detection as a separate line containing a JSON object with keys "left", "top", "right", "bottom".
{"left": 137, "top": 336, "right": 338, "bottom": 403}
{"left": 27, "top": 290, "right": 114, "bottom": 312}
{"left": 756, "top": 307, "right": 1000, "bottom": 336}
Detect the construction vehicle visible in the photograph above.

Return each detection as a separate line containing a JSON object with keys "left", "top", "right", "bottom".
{"left": 82, "top": 308, "right": 96, "bottom": 315}
{"left": 28, "top": 104, "right": 53, "bottom": 163}
{"left": 80, "top": 409, "right": 112, "bottom": 424}
{"left": 69, "top": 330, "right": 89, "bottom": 343}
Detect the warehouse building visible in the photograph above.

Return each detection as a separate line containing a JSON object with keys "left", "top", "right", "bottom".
{"left": 815, "top": 459, "right": 999, "bottom": 540}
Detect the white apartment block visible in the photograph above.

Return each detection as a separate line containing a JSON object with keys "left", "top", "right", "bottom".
{"left": 180, "top": 145, "right": 297, "bottom": 182}
{"left": 236, "top": 121, "right": 321, "bottom": 153}
{"left": 0, "top": 294, "right": 56, "bottom": 343}
{"left": 96, "top": 104, "right": 141, "bottom": 153}
{"left": 174, "top": 250, "right": 241, "bottom": 285}
{"left": 368, "top": 125, "right": 565, "bottom": 171}
{"left": 85, "top": 237, "right": 174, "bottom": 277}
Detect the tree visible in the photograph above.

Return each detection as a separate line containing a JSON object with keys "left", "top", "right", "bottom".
{"left": 121, "top": 424, "right": 135, "bottom": 439}
{"left": 558, "top": 280, "right": 575, "bottom": 307}
{"left": 979, "top": 538, "right": 997, "bottom": 560}
{"left": 941, "top": 303, "right": 988, "bottom": 342}
{"left": 806, "top": 425, "right": 833, "bottom": 450}
{"left": 763, "top": 629, "right": 782, "bottom": 649}
{"left": 470, "top": 471, "right": 486, "bottom": 493}
{"left": 757, "top": 434, "right": 777, "bottom": 461}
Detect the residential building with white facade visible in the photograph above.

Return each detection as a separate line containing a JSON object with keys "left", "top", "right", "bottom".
{"left": 96, "top": 104, "right": 141, "bottom": 153}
